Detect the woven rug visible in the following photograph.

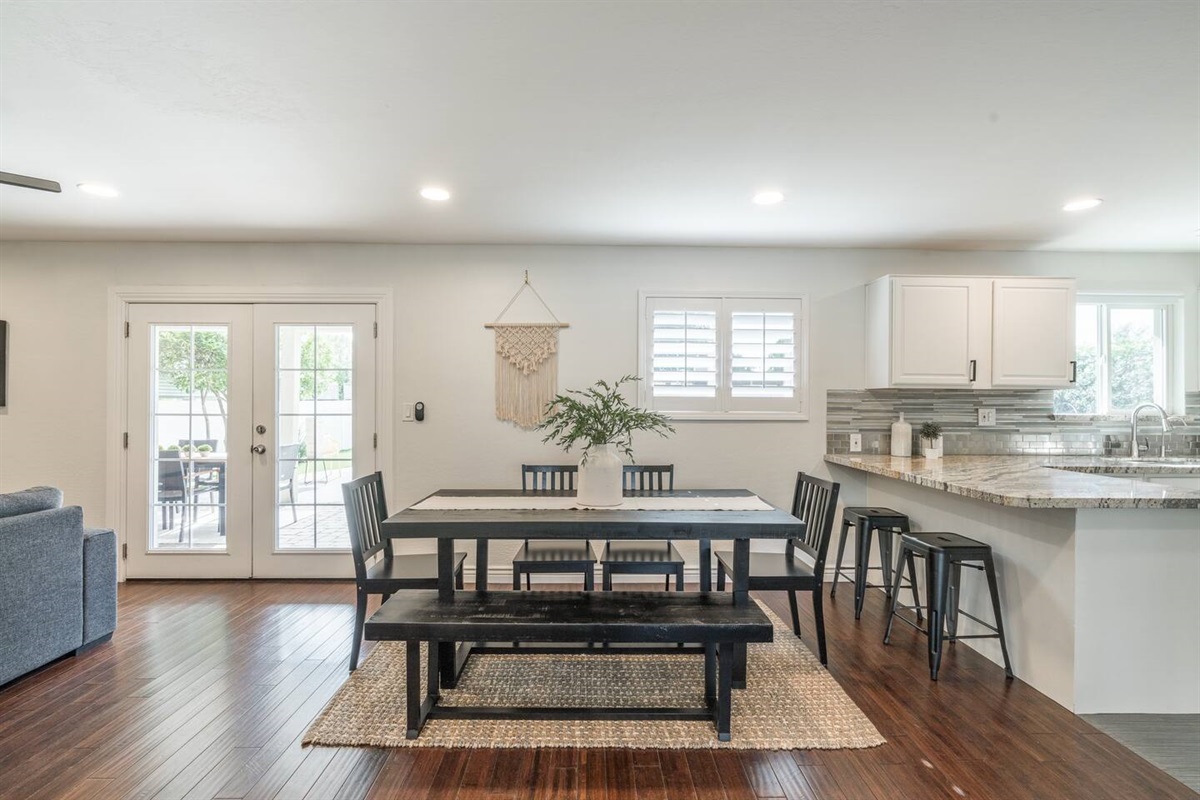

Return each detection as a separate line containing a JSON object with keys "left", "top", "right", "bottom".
{"left": 303, "top": 602, "right": 885, "bottom": 750}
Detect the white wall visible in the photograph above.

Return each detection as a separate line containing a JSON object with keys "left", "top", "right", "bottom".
{"left": 0, "top": 243, "right": 1196, "bottom": 575}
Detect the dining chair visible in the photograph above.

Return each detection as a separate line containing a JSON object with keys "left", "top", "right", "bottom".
{"left": 511, "top": 464, "right": 596, "bottom": 590}
{"left": 342, "top": 471, "right": 466, "bottom": 672}
{"left": 180, "top": 438, "right": 223, "bottom": 508}
{"left": 714, "top": 472, "right": 842, "bottom": 665}
{"left": 157, "top": 455, "right": 189, "bottom": 541}
{"left": 599, "top": 465, "right": 684, "bottom": 591}
{"left": 279, "top": 443, "right": 301, "bottom": 523}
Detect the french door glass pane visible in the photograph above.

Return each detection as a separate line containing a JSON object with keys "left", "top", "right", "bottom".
{"left": 150, "top": 325, "right": 229, "bottom": 550}
{"left": 276, "top": 324, "right": 354, "bottom": 550}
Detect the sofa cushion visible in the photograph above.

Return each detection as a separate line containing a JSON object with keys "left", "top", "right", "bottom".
{"left": 0, "top": 487, "right": 64, "bottom": 519}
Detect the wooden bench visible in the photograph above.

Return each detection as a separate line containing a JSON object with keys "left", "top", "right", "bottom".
{"left": 364, "top": 590, "right": 774, "bottom": 741}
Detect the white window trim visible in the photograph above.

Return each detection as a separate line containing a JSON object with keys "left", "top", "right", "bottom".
{"left": 637, "top": 289, "right": 810, "bottom": 421}
{"left": 1055, "top": 292, "right": 1184, "bottom": 416}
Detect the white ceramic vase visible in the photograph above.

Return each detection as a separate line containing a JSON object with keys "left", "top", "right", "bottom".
{"left": 922, "top": 436, "right": 944, "bottom": 459}
{"left": 576, "top": 443, "right": 624, "bottom": 507}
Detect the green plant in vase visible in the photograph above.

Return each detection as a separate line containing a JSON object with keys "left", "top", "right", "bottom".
{"left": 537, "top": 375, "right": 674, "bottom": 506}
{"left": 919, "top": 421, "right": 944, "bottom": 460}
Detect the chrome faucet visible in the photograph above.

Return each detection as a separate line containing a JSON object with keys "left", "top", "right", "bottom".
{"left": 1130, "top": 402, "right": 1169, "bottom": 459}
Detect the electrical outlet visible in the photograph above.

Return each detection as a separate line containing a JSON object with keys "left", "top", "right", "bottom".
{"left": 402, "top": 403, "right": 415, "bottom": 422}
{"left": 849, "top": 433, "right": 862, "bottom": 452}
{"left": 978, "top": 408, "right": 996, "bottom": 427}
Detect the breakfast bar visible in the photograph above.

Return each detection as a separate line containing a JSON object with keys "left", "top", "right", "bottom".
{"left": 826, "top": 454, "right": 1200, "bottom": 714}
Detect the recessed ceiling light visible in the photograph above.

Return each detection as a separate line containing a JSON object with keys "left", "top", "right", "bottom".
{"left": 420, "top": 186, "right": 451, "bottom": 202}
{"left": 77, "top": 182, "right": 119, "bottom": 198}
{"left": 753, "top": 190, "right": 784, "bottom": 206}
{"left": 1062, "top": 197, "right": 1102, "bottom": 212}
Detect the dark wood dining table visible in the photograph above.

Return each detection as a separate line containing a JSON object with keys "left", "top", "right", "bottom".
{"left": 380, "top": 488, "right": 805, "bottom": 688}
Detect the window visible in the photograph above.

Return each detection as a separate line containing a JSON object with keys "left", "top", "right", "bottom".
{"left": 640, "top": 292, "right": 808, "bottom": 419}
{"left": 1054, "top": 295, "right": 1177, "bottom": 415}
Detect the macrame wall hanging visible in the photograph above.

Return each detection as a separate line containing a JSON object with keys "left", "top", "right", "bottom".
{"left": 484, "top": 272, "right": 569, "bottom": 429}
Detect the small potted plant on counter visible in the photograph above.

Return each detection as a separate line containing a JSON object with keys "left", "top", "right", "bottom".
{"left": 537, "top": 375, "right": 674, "bottom": 507}
{"left": 920, "top": 421, "right": 944, "bottom": 460}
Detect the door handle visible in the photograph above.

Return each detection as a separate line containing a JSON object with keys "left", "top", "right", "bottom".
{"left": 968, "top": 359, "right": 977, "bottom": 382}
{"left": 1069, "top": 360, "right": 1077, "bottom": 383}
{"left": 251, "top": 444, "right": 267, "bottom": 455}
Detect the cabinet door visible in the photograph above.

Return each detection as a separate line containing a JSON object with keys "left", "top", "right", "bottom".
{"left": 890, "top": 277, "right": 991, "bottom": 387}
{"left": 991, "top": 278, "right": 1076, "bottom": 387}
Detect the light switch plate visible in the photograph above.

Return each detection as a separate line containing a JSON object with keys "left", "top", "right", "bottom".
{"left": 849, "top": 433, "right": 862, "bottom": 452}
{"left": 978, "top": 408, "right": 996, "bottom": 427}
{"left": 402, "top": 402, "right": 415, "bottom": 422}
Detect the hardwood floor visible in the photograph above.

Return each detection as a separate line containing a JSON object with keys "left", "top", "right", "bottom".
{"left": 0, "top": 579, "right": 1195, "bottom": 800}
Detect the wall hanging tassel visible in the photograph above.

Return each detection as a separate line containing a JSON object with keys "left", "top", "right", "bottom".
{"left": 484, "top": 272, "right": 569, "bottom": 429}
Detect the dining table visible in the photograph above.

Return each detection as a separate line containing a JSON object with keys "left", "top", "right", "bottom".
{"left": 379, "top": 487, "right": 806, "bottom": 689}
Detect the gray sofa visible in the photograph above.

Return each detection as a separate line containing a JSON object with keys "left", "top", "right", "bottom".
{"left": 0, "top": 487, "right": 118, "bottom": 686}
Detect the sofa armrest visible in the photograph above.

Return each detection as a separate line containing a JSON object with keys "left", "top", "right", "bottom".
{"left": 0, "top": 507, "right": 84, "bottom": 685}
{"left": 82, "top": 528, "right": 117, "bottom": 645}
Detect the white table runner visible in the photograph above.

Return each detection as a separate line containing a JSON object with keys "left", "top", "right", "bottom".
{"left": 410, "top": 495, "right": 776, "bottom": 512}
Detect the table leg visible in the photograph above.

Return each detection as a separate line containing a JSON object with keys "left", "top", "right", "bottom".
{"left": 699, "top": 538, "right": 712, "bottom": 592}
{"left": 732, "top": 538, "right": 749, "bottom": 689}
{"left": 437, "top": 538, "right": 459, "bottom": 687}
{"left": 476, "top": 538, "right": 489, "bottom": 591}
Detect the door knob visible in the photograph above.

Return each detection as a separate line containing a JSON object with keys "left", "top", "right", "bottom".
{"left": 251, "top": 444, "right": 267, "bottom": 454}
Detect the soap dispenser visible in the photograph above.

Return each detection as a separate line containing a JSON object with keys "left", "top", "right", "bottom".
{"left": 890, "top": 412, "right": 912, "bottom": 457}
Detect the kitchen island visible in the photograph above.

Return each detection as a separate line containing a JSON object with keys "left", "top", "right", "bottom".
{"left": 825, "top": 454, "right": 1200, "bottom": 714}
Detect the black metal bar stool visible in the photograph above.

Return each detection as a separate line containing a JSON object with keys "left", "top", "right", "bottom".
{"left": 830, "top": 507, "right": 921, "bottom": 620}
{"left": 883, "top": 532, "right": 1014, "bottom": 681}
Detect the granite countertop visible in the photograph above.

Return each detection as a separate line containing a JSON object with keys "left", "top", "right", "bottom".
{"left": 823, "top": 454, "right": 1200, "bottom": 509}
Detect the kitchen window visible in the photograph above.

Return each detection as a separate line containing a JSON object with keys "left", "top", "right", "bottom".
{"left": 639, "top": 292, "right": 808, "bottom": 419}
{"left": 1053, "top": 295, "right": 1179, "bottom": 415}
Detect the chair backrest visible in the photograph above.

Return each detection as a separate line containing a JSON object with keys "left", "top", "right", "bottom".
{"left": 521, "top": 464, "right": 577, "bottom": 491}
{"left": 179, "top": 439, "right": 219, "bottom": 451}
{"left": 786, "top": 472, "right": 841, "bottom": 579}
{"left": 622, "top": 464, "right": 674, "bottom": 491}
{"left": 157, "top": 456, "right": 186, "bottom": 492}
{"left": 279, "top": 443, "right": 301, "bottom": 481}
{"left": 342, "top": 471, "right": 389, "bottom": 582}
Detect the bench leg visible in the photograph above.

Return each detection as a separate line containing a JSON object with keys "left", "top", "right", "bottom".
{"left": 427, "top": 640, "right": 440, "bottom": 701}
{"left": 704, "top": 643, "right": 716, "bottom": 706}
{"left": 406, "top": 640, "right": 423, "bottom": 739}
{"left": 716, "top": 642, "right": 733, "bottom": 742}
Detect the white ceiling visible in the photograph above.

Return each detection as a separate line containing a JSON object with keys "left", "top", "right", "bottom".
{"left": 1, "top": 0, "right": 1198, "bottom": 250}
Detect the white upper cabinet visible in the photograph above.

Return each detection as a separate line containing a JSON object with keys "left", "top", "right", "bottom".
{"left": 866, "top": 275, "right": 1076, "bottom": 390}
{"left": 991, "top": 278, "right": 1076, "bottom": 388}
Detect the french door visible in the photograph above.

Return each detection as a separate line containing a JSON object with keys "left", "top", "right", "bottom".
{"left": 125, "top": 303, "right": 376, "bottom": 578}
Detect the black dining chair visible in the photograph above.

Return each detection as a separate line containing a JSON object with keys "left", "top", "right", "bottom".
{"left": 511, "top": 465, "right": 597, "bottom": 590}
{"left": 342, "top": 472, "right": 466, "bottom": 672}
{"left": 157, "top": 455, "right": 189, "bottom": 541}
{"left": 279, "top": 443, "right": 301, "bottom": 523}
{"left": 714, "top": 473, "right": 841, "bottom": 665}
{"left": 599, "top": 465, "right": 685, "bottom": 591}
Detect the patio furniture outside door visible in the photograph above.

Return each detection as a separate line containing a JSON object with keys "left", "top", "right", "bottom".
{"left": 125, "top": 303, "right": 376, "bottom": 578}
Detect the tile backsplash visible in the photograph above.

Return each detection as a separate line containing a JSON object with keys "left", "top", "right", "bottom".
{"left": 827, "top": 389, "right": 1200, "bottom": 457}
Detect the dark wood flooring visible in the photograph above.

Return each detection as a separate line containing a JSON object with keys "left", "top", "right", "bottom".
{"left": 0, "top": 580, "right": 1195, "bottom": 800}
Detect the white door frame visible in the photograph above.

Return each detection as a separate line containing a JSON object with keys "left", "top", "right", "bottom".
{"left": 106, "top": 286, "right": 394, "bottom": 582}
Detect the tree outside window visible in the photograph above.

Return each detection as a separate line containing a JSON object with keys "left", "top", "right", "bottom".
{"left": 1054, "top": 300, "right": 1168, "bottom": 415}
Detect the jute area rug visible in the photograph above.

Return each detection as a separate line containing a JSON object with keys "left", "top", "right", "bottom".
{"left": 303, "top": 602, "right": 884, "bottom": 750}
